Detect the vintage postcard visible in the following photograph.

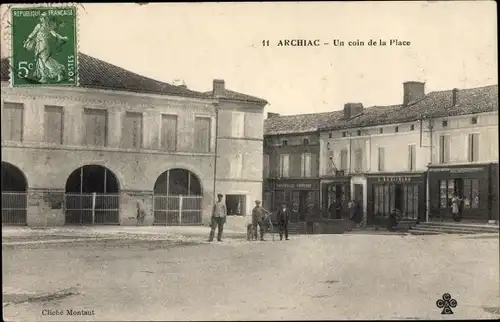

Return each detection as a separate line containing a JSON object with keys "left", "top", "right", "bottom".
{"left": 1, "top": 1, "right": 498, "bottom": 321}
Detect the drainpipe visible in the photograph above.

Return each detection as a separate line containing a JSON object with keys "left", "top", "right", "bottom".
{"left": 212, "top": 104, "right": 219, "bottom": 201}
{"left": 426, "top": 118, "right": 434, "bottom": 222}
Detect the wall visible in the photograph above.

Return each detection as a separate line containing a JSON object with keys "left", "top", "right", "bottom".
{"left": 430, "top": 112, "right": 498, "bottom": 165}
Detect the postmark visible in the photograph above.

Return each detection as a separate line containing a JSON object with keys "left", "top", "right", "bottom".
{"left": 10, "top": 6, "right": 78, "bottom": 87}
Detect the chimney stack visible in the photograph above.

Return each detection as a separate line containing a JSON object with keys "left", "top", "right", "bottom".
{"left": 343, "top": 103, "right": 364, "bottom": 119}
{"left": 213, "top": 79, "right": 225, "bottom": 97}
{"left": 403, "top": 81, "right": 425, "bottom": 106}
{"left": 452, "top": 88, "right": 459, "bottom": 106}
{"left": 267, "top": 112, "right": 280, "bottom": 119}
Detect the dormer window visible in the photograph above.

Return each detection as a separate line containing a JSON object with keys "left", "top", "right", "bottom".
{"left": 342, "top": 131, "right": 347, "bottom": 137}
{"left": 442, "top": 120, "right": 448, "bottom": 127}
{"left": 471, "top": 117, "right": 478, "bottom": 124}
{"left": 303, "top": 138, "right": 309, "bottom": 146}
{"left": 395, "top": 126, "right": 399, "bottom": 133}
{"left": 357, "top": 130, "right": 362, "bottom": 136}
{"left": 379, "top": 128, "right": 383, "bottom": 134}
{"left": 282, "top": 140, "right": 288, "bottom": 147}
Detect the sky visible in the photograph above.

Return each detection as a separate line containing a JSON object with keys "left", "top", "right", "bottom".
{"left": 0, "top": 1, "right": 497, "bottom": 116}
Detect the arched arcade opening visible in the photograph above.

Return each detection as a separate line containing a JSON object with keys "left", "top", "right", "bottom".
{"left": 153, "top": 168, "right": 203, "bottom": 225}
{"left": 64, "top": 165, "right": 120, "bottom": 225}
{"left": 1, "top": 162, "right": 28, "bottom": 225}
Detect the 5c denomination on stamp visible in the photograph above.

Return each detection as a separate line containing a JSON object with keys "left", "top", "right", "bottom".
{"left": 10, "top": 6, "right": 78, "bottom": 87}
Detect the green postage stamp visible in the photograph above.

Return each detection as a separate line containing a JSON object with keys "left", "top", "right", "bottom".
{"left": 10, "top": 6, "right": 78, "bottom": 87}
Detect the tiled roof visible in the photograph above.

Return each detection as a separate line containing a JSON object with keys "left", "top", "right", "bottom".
{"left": 264, "top": 110, "right": 344, "bottom": 135}
{"left": 0, "top": 53, "right": 209, "bottom": 99}
{"left": 319, "top": 84, "right": 498, "bottom": 131}
{"left": 203, "top": 89, "right": 268, "bottom": 104}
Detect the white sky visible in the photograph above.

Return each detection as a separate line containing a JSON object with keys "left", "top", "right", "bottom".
{"left": 1, "top": 2, "right": 497, "bottom": 116}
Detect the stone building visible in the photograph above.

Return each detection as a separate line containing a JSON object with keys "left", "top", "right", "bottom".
{"left": 319, "top": 82, "right": 498, "bottom": 225}
{"left": 1, "top": 53, "right": 267, "bottom": 228}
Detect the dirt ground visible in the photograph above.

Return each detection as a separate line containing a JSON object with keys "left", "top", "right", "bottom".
{"left": 2, "top": 232, "right": 499, "bottom": 321}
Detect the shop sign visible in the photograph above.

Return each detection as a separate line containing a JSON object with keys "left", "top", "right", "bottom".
{"left": 276, "top": 182, "right": 314, "bottom": 190}
{"left": 429, "top": 167, "right": 485, "bottom": 174}
{"left": 375, "top": 176, "right": 417, "bottom": 183}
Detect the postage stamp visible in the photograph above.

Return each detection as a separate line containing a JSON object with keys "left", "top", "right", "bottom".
{"left": 10, "top": 6, "right": 78, "bottom": 87}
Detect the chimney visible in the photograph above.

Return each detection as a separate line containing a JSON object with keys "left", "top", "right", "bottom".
{"left": 267, "top": 112, "right": 280, "bottom": 119}
{"left": 343, "top": 103, "right": 364, "bottom": 119}
{"left": 452, "top": 88, "right": 459, "bottom": 106}
{"left": 213, "top": 79, "right": 225, "bottom": 97}
{"left": 403, "top": 81, "right": 425, "bottom": 106}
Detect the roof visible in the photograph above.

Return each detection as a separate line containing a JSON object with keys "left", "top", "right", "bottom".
{"left": 264, "top": 84, "right": 498, "bottom": 135}
{"left": 1, "top": 53, "right": 208, "bottom": 99}
{"left": 264, "top": 110, "right": 344, "bottom": 136}
{"left": 203, "top": 89, "right": 268, "bottom": 104}
{"left": 319, "top": 84, "right": 498, "bottom": 131}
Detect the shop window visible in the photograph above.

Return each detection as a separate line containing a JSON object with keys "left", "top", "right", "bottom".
{"left": 439, "top": 179, "right": 458, "bottom": 208}
{"left": 225, "top": 195, "right": 246, "bottom": 216}
{"left": 462, "top": 179, "right": 480, "bottom": 209}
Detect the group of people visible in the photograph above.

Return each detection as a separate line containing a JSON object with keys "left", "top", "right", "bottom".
{"left": 208, "top": 193, "right": 291, "bottom": 242}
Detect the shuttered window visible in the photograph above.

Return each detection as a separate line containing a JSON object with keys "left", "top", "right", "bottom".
{"left": 301, "top": 153, "right": 312, "bottom": 177}
{"left": 408, "top": 144, "right": 416, "bottom": 171}
{"left": 340, "top": 149, "right": 348, "bottom": 171}
{"left": 161, "top": 114, "right": 178, "bottom": 151}
{"left": 44, "top": 106, "right": 63, "bottom": 144}
{"left": 439, "top": 135, "right": 450, "bottom": 164}
{"left": 84, "top": 108, "right": 107, "bottom": 146}
{"left": 194, "top": 117, "right": 211, "bottom": 152}
{"left": 2, "top": 102, "right": 24, "bottom": 142}
{"left": 354, "top": 148, "right": 363, "bottom": 172}
{"left": 279, "top": 154, "right": 289, "bottom": 178}
{"left": 121, "top": 112, "right": 143, "bottom": 149}
{"left": 263, "top": 154, "right": 270, "bottom": 178}
{"left": 468, "top": 133, "right": 479, "bottom": 162}
{"left": 378, "top": 147, "right": 385, "bottom": 172}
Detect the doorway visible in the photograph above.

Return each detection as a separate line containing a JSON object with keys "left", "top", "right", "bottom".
{"left": 353, "top": 184, "right": 363, "bottom": 223}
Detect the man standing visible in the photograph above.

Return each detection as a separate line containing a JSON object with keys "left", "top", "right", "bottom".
{"left": 276, "top": 203, "right": 291, "bottom": 240}
{"left": 252, "top": 200, "right": 271, "bottom": 241}
{"left": 451, "top": 194, "right": 461, "bottom": 222}
{"left": 209, "top": 193, "right": 227, "bottom": 242}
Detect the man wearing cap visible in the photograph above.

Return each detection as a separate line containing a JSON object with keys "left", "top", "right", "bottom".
{"left": 209, "top": 193, "right": 227, "bottom": 242}
{"left": 252, "top": 200, "right": 271, "bottom": 241}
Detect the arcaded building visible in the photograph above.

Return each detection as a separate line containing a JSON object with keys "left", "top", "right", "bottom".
{"left": 1, "top": 53, "right": 267, "bottom": 227}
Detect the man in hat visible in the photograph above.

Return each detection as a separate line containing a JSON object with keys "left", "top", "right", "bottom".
{"left": 276, "top": 202, "right": 291, "bottom": 240}
{"left": 251, "top": 200, "right": 271, "bottom": 241}
{"left": 209, "top": 193, "right": 227, "bottom": 242}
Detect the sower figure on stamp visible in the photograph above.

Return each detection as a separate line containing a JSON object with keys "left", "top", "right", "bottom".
{"left": 209, "top": 193, "right": 227, "bottom": 242}
{"left": 277, "top": 203, "right": 291, "bottom": 241}
{"left": 251, "top": 200, "right": 271, "bottom": 241}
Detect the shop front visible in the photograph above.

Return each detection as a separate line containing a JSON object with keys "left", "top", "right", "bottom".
{"left": 366, "top": 173, "right": 426, "bottom": 225}
{"left": 428, "top": 163, "right": 498, "bottom": 222}
{"left": 320, "top": 177, "right": 351, "bottom": 220}
{"left": 271, "top": 179, "right": 320, "bottom": 223}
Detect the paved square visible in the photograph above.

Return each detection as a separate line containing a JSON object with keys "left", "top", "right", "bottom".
{"left": 2, "top": 232, "right": 499, "bottom": 321}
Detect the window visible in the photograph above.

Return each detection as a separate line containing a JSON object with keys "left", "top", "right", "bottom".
{"left": 44, "top": 105, "right": 63, "bottom": 144}
{"left": 263, "top": 154, "right": 270, "bottom": 178}
{"left": 442, "top": 120, "right": 448, "bottom": 127}
{"left": 410, "top": 124, "right": 415, "bottom": 131}
{"left": 194, "top": 117, "right": 211, "bottom": 152}
{"left": 468, "top": 133, "right": 479, "bottom": 162}
{"left": 408, "top": 144, "right": 416, "bottom": 171}
{"left": 377, "top": 147, "right": 385, "bottom": 172}
{"left": 301, "top": 153, "right": 312, "bottom": 177}
{"left": 328, "top": 133, "right": 332, "bottom": 138}
{"left": 340, "top": 149, "right": 348, "bottom": 171}
{"left": 282, "top": 140, "right": 288, "bottom": 147}
{"left": 462, "top": 179, "right": 480, "bottom": 209}
{"left": 303, "top": 138, "right": 309, "bottom": 146}
{"left": 379, "top": 128, "right": 383, "bottom": 134}
{"left": 121, "top": 112, "right": 143, "bottom": 149}
{"left": 84, "top": 108, "right": 107, "bottom": 146}
{"left": 439, "top": 135, "right": 450, "bottom": 164}
{"left": 395, "top": 126, "right": 399, "bottom": 133}
{"left": 354, "top": 148, "right": 363, "bottom": 172}
{"left": 279, "top": 154, "right": 289, "bottom": 177}
{"left": 229, "top": 153, "right": 243, "bottom": 178}
{"left": 471, "top": 117, "right": 478, "bottom": 124}
{"left": 225, "top": 195, "right": 246, "bottom": 216}
{"left": 357, "top": 130, "right": 361, "bottom": 136}
{"left": 231, "top": 112, "right": 245, "bottom": 138}
{"left": 2, "top": 102, "right": 23, "bottom": 142}
{"left": 342, "top": 131, "right": 347, "bottom": 137}
{"left": 161, "top": 114, "right": 178, "bottom": 151}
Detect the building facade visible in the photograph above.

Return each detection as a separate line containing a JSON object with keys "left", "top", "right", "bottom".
{"left": 319, "top": 82, "right": 498, "bottom": 225}
{"left": 1, "top": 53, "right": 267, "bottom": 227}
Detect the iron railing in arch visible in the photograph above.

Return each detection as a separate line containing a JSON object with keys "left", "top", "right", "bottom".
{"left": 65, "top": 193, "right": 120, "bottom": 225}
{"left": 153, "top": 195, "right": 203, "bottom": 226}
{"left": 1, "top": 192, "right": 28, "bottom": 225}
